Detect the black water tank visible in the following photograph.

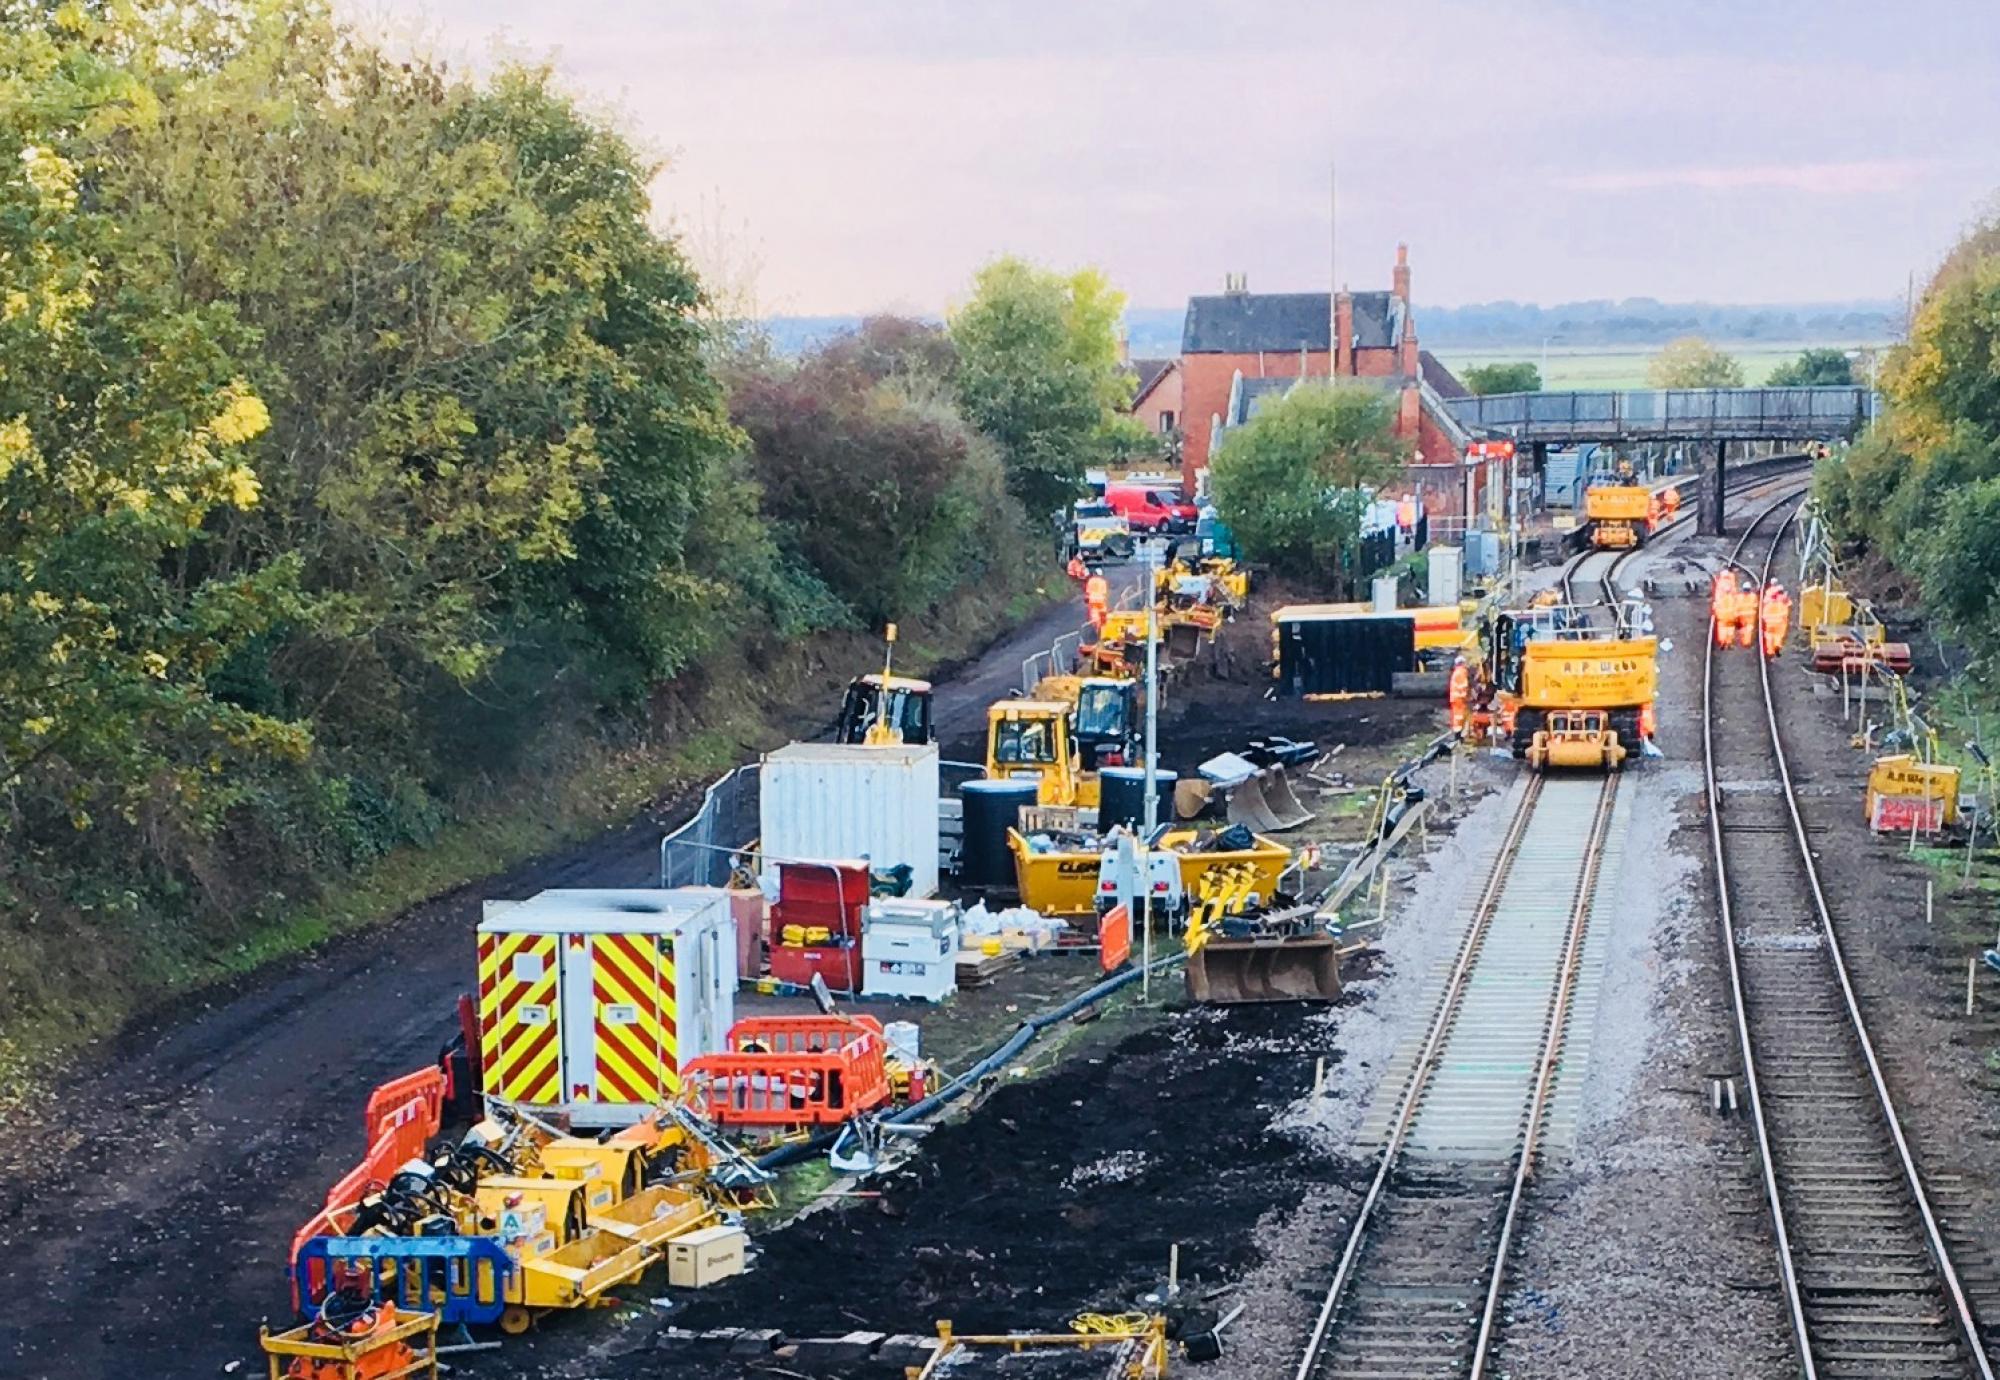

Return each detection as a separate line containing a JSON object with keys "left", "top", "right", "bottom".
{"left": 959, "top": 779, "right": 1040, "bottom": 889}
{"left": 1098, "top": 766, "right": 1178, "bottom": 833}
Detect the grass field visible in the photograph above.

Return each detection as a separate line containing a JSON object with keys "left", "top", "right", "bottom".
{"left": 1435, "top": 340, "right": 1891, "bottom": 391}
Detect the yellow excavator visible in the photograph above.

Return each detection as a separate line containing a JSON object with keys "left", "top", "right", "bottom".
{"left": 834, "top": 624, "right": 934, "bottom": 747}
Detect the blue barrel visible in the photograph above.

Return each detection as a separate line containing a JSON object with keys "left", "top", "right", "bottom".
{"left": 959, "top": 779, "right": 1041, "bottom": 889}
{"left": 1098, "top": 766, "right": 1178, "bottom": 833}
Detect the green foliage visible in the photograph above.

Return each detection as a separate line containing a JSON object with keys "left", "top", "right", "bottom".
{"left": 1816, "top": 207, "right": 2000, "bottom": 656}
{"left": 1647, "top": 336, "right": 1746, "bottom": 388}
{"left": 6, "top": 0, "right": 1019, "bottom": 1051}
{"left": 949, "top": 258, "right": 1135, "bottom": 519}
{"left": 1767, "top": 348, "right": 1856, "bottom": 387}
{"left": 1461, "top": 361, "right": 1542, "bottom": 395}
{"left": 731, "top": 318, "right": 1019, "bottom": 626}
{"left": 1208, "top": 384, "right": 1402, "bottom": 583}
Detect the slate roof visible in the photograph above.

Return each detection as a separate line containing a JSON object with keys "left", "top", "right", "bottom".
{"left": 1129, "top": 357, "right": 1176, "bottom": 406}
{"left": 1184, "top": 293, "right": 1330, "bottom": 353}
{"left": 1352, "top": 291, "right": 1397, "bottom": 350}
{"left": 1230, "top": 375, "right": 1298, "bottom": 426}
{"left": 1184, "top": 289, "right": 1403, "bottom": 353}
{"left": 1420, "top": 350, "right": 1469, "bottom": 399}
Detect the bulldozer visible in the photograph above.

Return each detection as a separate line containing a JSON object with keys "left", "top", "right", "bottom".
{"left": 1028, "top": 673, "right": 1140, "bottom": 772}
{"left": 986, "top": 698, "right": 1099, "bottom": 807}
{"left": 834, "top": 624, "right": 934, "bottom": 747}
{"left": 1484, "top": 601, "right": 1657, "bottom": 771}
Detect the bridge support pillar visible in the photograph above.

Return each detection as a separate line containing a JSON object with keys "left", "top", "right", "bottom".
{"left": 1530, "top": 442, "right": 1548, "bottom": 509}
{"left": 1700, "top": 441, "right": 1727, "bottom": 535}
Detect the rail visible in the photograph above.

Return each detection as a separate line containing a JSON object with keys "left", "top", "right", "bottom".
{"left": 1703, "top": 494, "right": 1994, "bottom": 1379}
{"left": 1294, "top": 771, "right": 1621, "bottom": 1380}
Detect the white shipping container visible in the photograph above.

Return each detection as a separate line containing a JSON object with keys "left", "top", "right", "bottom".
{"left": 760, "top": 742, "right": 940, "bottom": 898}
{"left": 475, "top": 888, "right": 736, "bottom": 1128}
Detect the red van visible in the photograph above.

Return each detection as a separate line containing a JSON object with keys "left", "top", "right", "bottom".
{"left": 1105, "top": 483, "right": 1199, "bottom": 534}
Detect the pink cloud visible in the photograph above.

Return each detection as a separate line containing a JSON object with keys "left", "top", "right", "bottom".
{"left": 1554, "top": 161, "right": 1931, "bottom": 195}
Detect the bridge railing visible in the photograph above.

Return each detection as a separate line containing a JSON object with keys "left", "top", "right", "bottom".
{"left": 1444, "top": 385, "right": 1876, "bottom": 441}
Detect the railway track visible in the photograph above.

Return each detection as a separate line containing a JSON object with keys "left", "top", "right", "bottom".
{"left": 1704, "top": 496, "right": 1996, "bottom": 1380}
{"left": 1558, "top": 456, "right": 1813, "bottom": 605}
{"left": 1295, "top": 773, "right": 1621, "bottom": 1380}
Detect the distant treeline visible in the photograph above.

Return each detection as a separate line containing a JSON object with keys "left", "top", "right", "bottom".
{"left": 768, "top": 299, "right": 1905, "bottom": 360}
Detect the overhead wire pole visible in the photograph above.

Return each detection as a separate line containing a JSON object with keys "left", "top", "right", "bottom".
{"left": 1140, "top": 540, "right": 1161, "bottom": 1001}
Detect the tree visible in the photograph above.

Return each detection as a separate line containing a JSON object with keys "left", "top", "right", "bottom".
{"left": 1815, "top": 206, "right": 2000, "bottom": 653}
{"left": 731, "top": 320, "right": 1015, "bottom": 625}
{"left": 0, "top": 11, "right": 310, "bottom": 840}
{"left": 1647, "top": 336, "right": 1746, "bottom": 388}
{"left": 949, "top": 258, "right": 1134, "bottom": 519}
{"left": 1766, "top": 348, "right": 1855, "bottom": 387}
{"left": 1461, "top": 362, "right": 1542, "bottom": 395}
{"left": 1208, "top": 384, "right": 1402, "bottom": 582}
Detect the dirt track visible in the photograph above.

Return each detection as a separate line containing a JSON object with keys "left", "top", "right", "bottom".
{"left": 0, "top": 581, "right": 1117, "bottom": 1380}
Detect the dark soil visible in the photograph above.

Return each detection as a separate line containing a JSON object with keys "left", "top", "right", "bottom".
{"left": 603, "top": 1001, "right": 1351, "bottom": 1377}
{"left": 0, "top": 590, "right": 1096, "bottom": 1380}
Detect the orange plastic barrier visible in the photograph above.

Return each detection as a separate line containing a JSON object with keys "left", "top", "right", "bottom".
{"left": 1098, "top": 904, "right": 1132, "bottom": 972}
{"left": 684, "top": 1017, "right": 891, "bottom": 1127}
{"left": 364, "top": 1066, "right": 447, "bottom": 1147}
{"left": 290, "top": 1063, "right": 449, "bottom": 1310}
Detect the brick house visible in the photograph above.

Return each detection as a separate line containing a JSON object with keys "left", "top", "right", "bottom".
{"left": 1178, "top": 247, "right": 1477, "bottom": 518}
{"left": 1128, "top": 357, "right": 1182, "bottom": 441}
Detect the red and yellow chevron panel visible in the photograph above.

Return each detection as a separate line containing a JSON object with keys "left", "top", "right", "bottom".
{"left": 592, "top": 934, "right": 677, "bottom": 1104}
{"left": 477, "top": 930, "right": 561, "bottom": 1106}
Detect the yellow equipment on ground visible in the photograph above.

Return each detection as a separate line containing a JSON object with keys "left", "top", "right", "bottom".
{"left": 1866, "top": 755, "right": 1962, "bottom": 832}
{"left": 1009, "top": 826, "right": 1290, "bottom": 918}
{"left": 1486, "top": 604, "right": 1657, "bottom": 771}
{"left": 917, "top": 1316, "right": 1169, "bottom": 1380}
{"left": 470, "top": 1176, "right": 655, "bottom": 1334}
{"left": 260, "top": 1306, "right": 438, "bottom": 1380}
{"left": 1583, "top": 481, "right": 1654, "bottom": 549}
{"left": 1030, "top": 673, "right": 1141, "bottom": 774}
{"left": 530, "top": 1136, "right": 717, "bottom": 1250}
{"left": 987, "top": 698, "right": 1094, "bottom": 806}
{"left": 1183, "top": 865, "right": 1341, "bottom": 1004}
{"left": 835, "top": 624, "right": 934, "bottom": 746}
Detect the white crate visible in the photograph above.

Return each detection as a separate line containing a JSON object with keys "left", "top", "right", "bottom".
{"left": 864, "top": 955, "right": 956, "bottom": 1002}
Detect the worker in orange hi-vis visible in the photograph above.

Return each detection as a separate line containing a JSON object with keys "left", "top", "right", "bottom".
{"left": 1709, "top": 568, "right": 1739, "bottom": 648}
{"left": 1662, "top": 485, "right": 1681, "bottom": 520}
{"left": 1760, "top": 580, "right": 1792, "bottom": 659}
{"left": 1731, "top": 583, "right": 1760, "bottom": 650}
{"left": 1447, "top": 656, "right": 1471, "bottom": 733}
{"left": 1065, "top": 554, "right": 1088, "bottom": 583}
{"left": 1084, "top": 572, "right": 1109, "bottom": 631}
{"left": 1647, "top": 494, "right": 1664, "bottom": 533}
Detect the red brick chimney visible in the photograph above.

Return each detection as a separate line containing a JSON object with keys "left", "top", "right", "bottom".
{"left": 1392, "top": 243, "right": 1410, "bottom": 303}
{"left": 1399, "top": 308, "right": 1419, "bottom": 379}
{"left": 1334, "top": 291, "right": 1354, "bottom": 376}
{"left": 1399, "top": 382, "right": 1421, "bottom": 438}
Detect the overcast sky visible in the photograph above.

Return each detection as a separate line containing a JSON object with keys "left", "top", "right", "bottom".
{"left": 360, "top": 0, "right": 2000, "bottom": 315}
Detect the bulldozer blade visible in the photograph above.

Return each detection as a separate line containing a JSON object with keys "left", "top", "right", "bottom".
{"left": 1260, "top": 767, "right": 1314, "bottom": 830}
{"left": 1225, "top": 774, "right": 1285, "bottom": 833}
{"left": 1186, "top": 935, "right": 1343, "bottom": 1004}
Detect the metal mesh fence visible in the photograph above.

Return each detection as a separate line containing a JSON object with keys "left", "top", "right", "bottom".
{"left": 657, "top": 763, "right": 761, "bottom": 888}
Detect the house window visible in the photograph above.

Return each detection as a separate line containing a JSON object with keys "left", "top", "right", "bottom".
{"left": 1159, "top": 410, "right": 1176, "bottom": 434}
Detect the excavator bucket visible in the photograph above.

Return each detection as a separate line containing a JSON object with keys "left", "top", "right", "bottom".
{"left": 1260, "top": 767, "right": 1314, "bottom": 830}
{"left": 1225, "top": 775, "right": 1285, "bottom": 832}
{"left": 1186, "top": 935, "right": 1343, "bottom": 1004}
